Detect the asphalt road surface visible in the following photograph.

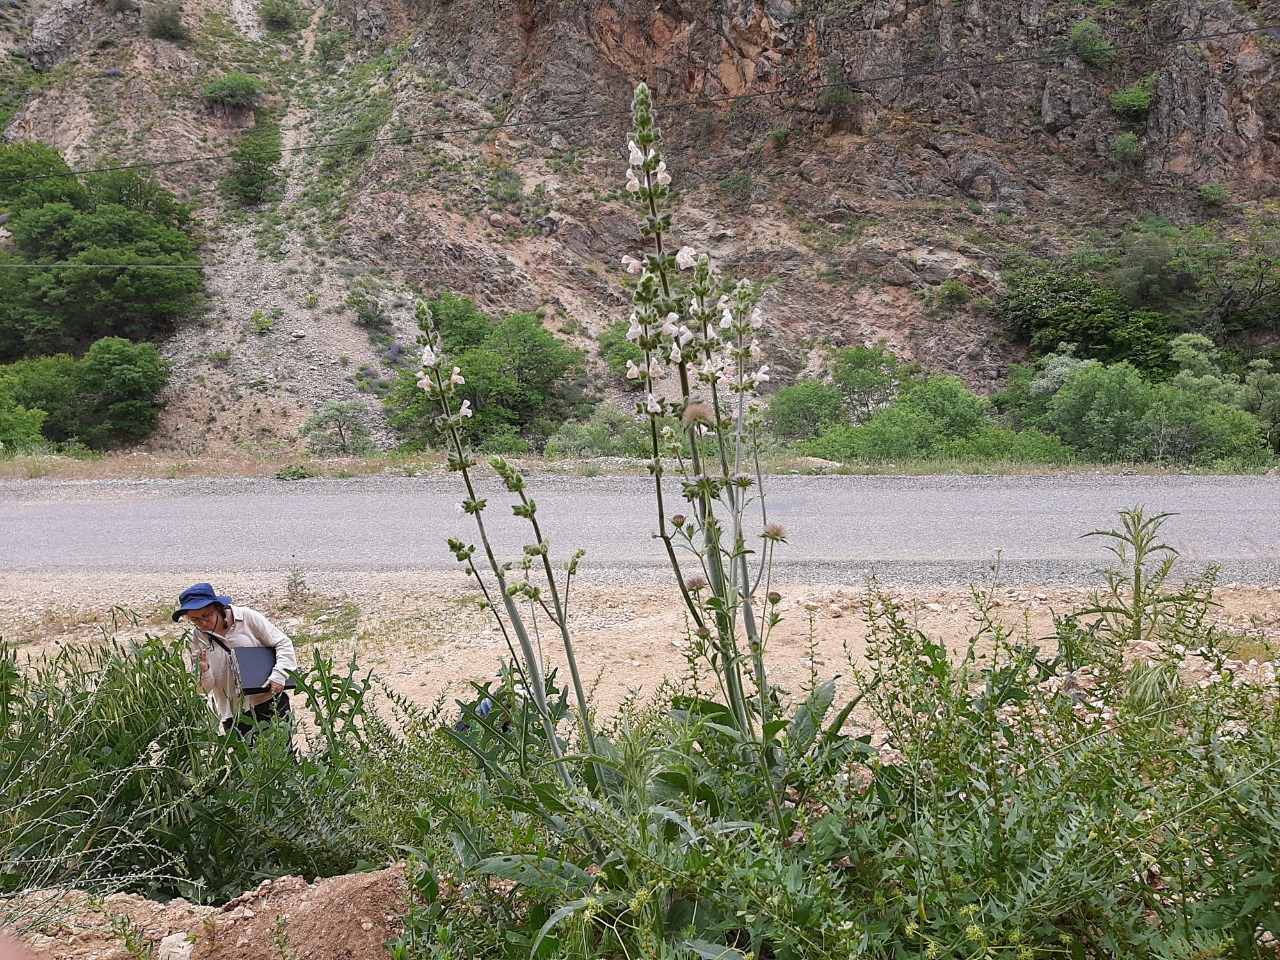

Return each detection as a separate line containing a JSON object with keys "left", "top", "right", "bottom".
{"left": 2, "top": 474, "right": 1278, "bottom": 586}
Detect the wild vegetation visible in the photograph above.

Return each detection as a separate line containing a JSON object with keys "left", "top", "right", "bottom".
{"left": 0, "top": 143, "right": 202, "bottom": 453}
{"left": 5, "top": 83, "right": 1279, "bottom": 960}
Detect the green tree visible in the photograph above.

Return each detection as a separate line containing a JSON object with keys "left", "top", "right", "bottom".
{"left": 0, "top": 379, "right": 46, "bottom": 451}
{"left": 386, "top": 298, "right": 589, "bottom": 450}
{"left": 3, "top": 353, "right": 82, "bottom": 442}
{"left": 1047, "top": 361, "right": 1153, "bottom": 461}
{"left": 83, "top": 169, "right": 192, "bottom": 231}
{"left": 830, "top": 343, "right": 911, "bottom": 422}
{"left": 223, "top": 123, "right": 282, "bottom": 206}
{"left": 74, "top": 338, "right": 171, "bottom": 448}
{"left": 767, "top": 380, "right": 845, "bottom": 441}
{"left": 0, "top": 142, "right": 86, "bottom": 212}
{"left": 300, "top": 401, "right": 375, "bottom": 456}
{"left": 998, "top": 268, "right": 1174, "bottom": 374}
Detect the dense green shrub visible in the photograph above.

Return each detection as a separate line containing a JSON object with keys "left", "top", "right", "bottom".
{"left": 1069, "top": 19, "right": 1117, "bottom": 68}
{"left": 997, "top": 267, "right": 1174, "bottom": 373}
{"left": 223, "top": 122, "right": 282, "bottom": 205}
{"left": 1, "top": 338, "right": 170, "bottom": 448}
{"left": 1111, "top": 131, "right": 1143, "bottom": 165}
{"left": 767, "top": 379, "right": 845, "bottom": 441}
{"left": 202, "top": 72, "right": 264, "bottom": 111}
{"left": 259, "top": 0, "right": 299, "bottom": 31}
{"left": 597, "top": 320, "right": 644, "bottom": 389}
{"left": 144, "top": 3, "right": 188, "bottom": 42}
{"left": 384, "top": 295, "right": 589, "bottom": 449}
{"left": 544, "top": 404, "right": 652, "bottom": 458}
{"left": 1198, "top": 181, "right": 1229, "bottom": 206}
{"left": 0, "top": 141, "right": 87, "bottom": 211}
{"left": 1109, "top": 75, "right": 1155, "bottom": 119}
{"left": 0, "top": 381, "right": 45, "bottom": 452}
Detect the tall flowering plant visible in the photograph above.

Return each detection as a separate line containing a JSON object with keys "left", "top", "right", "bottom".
{"left": 621, "top": 84, "right": 785, "bottom": 748}
{"left": 413, "top": 318, "right": 597, "bottom": 793}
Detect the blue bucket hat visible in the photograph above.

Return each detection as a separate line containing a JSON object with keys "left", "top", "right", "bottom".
{"left": 172, "top": 582, "right": 233, "bottom": 621}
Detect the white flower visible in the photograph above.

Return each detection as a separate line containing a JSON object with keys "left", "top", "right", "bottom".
{"left": 648, "top": 358, "right": 663, "bottom": 378}
{"left": 716, "top": 294, "right": 730, "bottom": 310}
{"left": 750, "top": 338, "right": 761, "bottom": 355}
{"left": 449, "top": 366, "right": 465, "bottom": 386}
{"left": 678, "top": 325, "right": 694, "bottom": 346}
{"left": 458, "top": 399, "right": 473, "bottom": 418}
{"left": 417, "top": 374, "right": 435, "bottom": 393}
{"left": 455, "top": 503, "right": 467, "bottom": 516}
{"left": 755, "top": 365, "right": 770, "bottom": 383}
{"left": 646, "top": 393, "right": 663, "bottom": 414}
{"left": 720, "top": 310, "right": 734, "bottom": 329}
{"left": 660, "top": 313, "right": 679, "bottom": 337}
{"left": 655, "top": 161, "right": 671, "bottom": 186}
{"left": 628, "top": 140, "right": 645, "bottom": 166}
{"left": 626, "top": 320, "right": 642, "bottom": 342}
{"left": 675, "top": 246, "right": 698, "bottom": 270}
{"left": 626, "top": 169, "right": 641, "bottom": 193}
{"left": 625, "top": 359, "right": 641, "bottom": 380}
{"left": 421, "top": 344, "right": 438, "bottom": 367}
{"left": 669, "top": 345, "right": 683, "bottom": 363}
{"left": 621, "top": 254, "right": 642, "bottom": 274}
{"left": 750, "top": 307, "right": 764, "bottom": 329}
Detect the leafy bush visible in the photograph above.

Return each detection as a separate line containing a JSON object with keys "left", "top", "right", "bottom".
{"left": 1, "top": 338, "right": 170, "bottom": 449}
{"left": 1111, "top": 131, "right": 1143, "bottom": 165}
{"left": 384, "top": 294, "right": 589, "bottom": 450}
{"left": 597, "top": 320, "right": 644, "bottom": 389}
{"left": 0, "top": 381, "right": 45, "bottom": 452}
{"left": 223, "top": 122, "right": 282, "bottom": 205}
{"left": 259, "top": 0, "right": 298, "bottom": 31}
{"left": 202, "top": 72, "right": 264, "bottom": 110}
{"left": 543, "top": 404, "right": 651, "bottom": 458}
{"left": 144, "top": 3, "right": 188, "bottom": 42}
{"left": 997, "top": 266, "right": 1174, "bottom": 374}
{"left": 766, "top": 379, "right": 845, "bottom": 441}
{"left": 1069, "top": 19, "right": 1117, "bottom": 68}
{"left": 300, "top": 401, "right": 375, "bottom": 456}
{"left": 1198, "top": 181, "right": 1229, "bottom": 206}
{"left": 1109, "top": 75, "right": 1155, "bottom": 119}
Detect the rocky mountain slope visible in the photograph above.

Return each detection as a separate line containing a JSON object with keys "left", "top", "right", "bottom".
{"left": 2, "top": 0, "right": 1278, "bottom": 453}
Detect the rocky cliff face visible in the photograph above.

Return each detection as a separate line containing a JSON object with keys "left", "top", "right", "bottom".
{"left": 2, "top": 0, "right": 1277, "bottom": 452}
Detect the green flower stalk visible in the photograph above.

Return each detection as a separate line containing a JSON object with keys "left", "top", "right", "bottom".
{"left": 621, "top": 83, "right": 785, "bottom": 821}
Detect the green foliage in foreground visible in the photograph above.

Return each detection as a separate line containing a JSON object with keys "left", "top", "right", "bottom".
{"left": 385, "top": 293, "right": 591, "bottom": 451}
{"left": 0, "top": 338, "right": 171, "bottom": 450}
{"left": 8, "top": 514, "right": 1278, "bottom": 960}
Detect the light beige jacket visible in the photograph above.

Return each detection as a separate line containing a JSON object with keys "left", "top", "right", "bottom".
{"left": 189, "top": 605, "right": 298, "bottom": 722}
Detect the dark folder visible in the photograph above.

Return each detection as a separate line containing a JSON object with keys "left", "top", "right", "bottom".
{"left": 234, "top": 646, "right": 297, "bottom": 695}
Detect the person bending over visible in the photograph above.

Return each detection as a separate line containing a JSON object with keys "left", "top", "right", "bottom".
{"left": 172, "top": 582, "right": 298, "bottom": 738}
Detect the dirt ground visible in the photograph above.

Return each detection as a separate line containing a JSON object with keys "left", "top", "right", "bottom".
{"left": 3, "top": 572, "right": 1279, "bottom": 960}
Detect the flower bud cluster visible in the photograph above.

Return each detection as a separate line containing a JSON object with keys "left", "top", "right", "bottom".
{"left": 413, "top": 300, "right": 476, "bottom": 453}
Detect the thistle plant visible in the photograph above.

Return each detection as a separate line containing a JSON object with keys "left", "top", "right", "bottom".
{"left": 620, "top": 84, "right": 784, "bottom": 751}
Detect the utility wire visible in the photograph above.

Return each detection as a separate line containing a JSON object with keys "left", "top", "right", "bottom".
{"left": 0, "top": 20, "right": 1277, "bottom": 187}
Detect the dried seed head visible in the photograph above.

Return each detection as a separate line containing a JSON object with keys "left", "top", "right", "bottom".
{"left": 682, "top": 402, "right": 714, "bottom": 427}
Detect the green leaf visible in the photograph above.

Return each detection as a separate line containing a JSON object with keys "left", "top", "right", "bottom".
{"left": 531, "top": 897, "right": 590, "bottom": 955}
{"left": 681, "top": 939, "right": 748, "bottom": 960}
{"left": 475, "top": 854, "right": 593, "bottom": 895}
{"left": 787, "top": 679, "right": 836, "bottom": 754}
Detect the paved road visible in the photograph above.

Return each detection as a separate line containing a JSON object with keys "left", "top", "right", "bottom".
{"left": 2, "top": 475, "right": 1278, "bottom": 585}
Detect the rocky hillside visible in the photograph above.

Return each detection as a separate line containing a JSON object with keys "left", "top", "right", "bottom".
{"left": 2, "top": 0, "right": 1278, "bottom": 453}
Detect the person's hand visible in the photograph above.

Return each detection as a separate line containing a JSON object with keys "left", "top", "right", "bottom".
{"left": 269, "top": 679, "right": 284, "bottom": 694}
{"left": 198, "top": 649, "right": 210, "bottom": 673}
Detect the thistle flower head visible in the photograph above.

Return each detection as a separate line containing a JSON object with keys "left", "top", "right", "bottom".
{"left": 763, "top": 522, "right": 787, "bottom": 541}
{"left": 682, "top": 402, "right": 714, "bottom": 427}
{"left": 686, "top": 576, "right": 708, "bottom": 592}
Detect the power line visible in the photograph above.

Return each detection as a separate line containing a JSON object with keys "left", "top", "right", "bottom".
{"left": 1, "top": 20, "right": 1276, "bottom": 188}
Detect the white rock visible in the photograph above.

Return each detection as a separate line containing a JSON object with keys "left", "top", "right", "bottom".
{"left": 157, "top": 933, "right": 194, "bottom": 960}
